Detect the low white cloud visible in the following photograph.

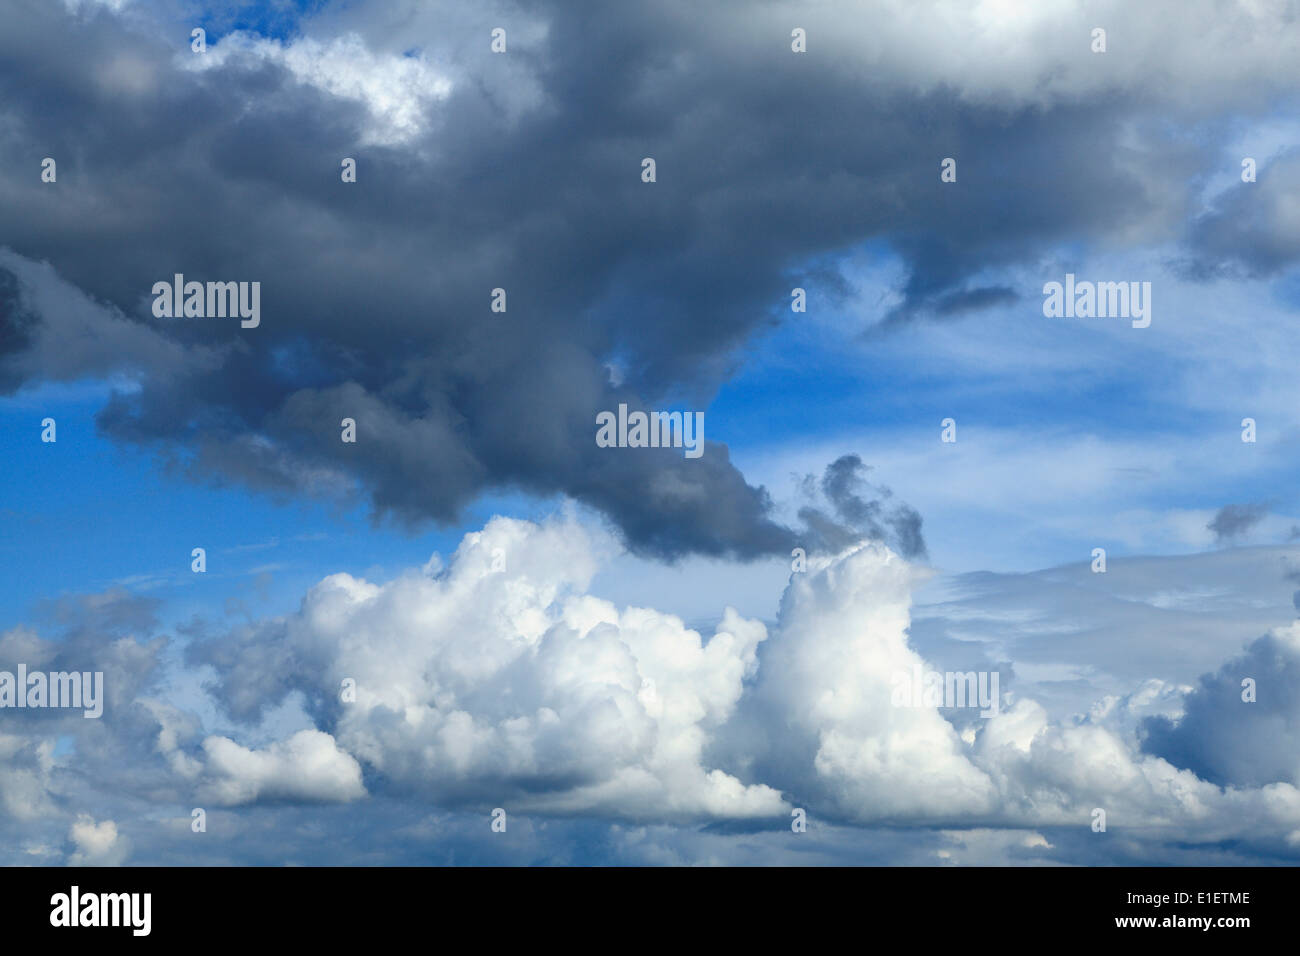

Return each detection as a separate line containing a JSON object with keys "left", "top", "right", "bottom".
{"left": 6, "top": 515, "right": 1300, "bottom": 861}
{"left": 68, "top": 814, "right": 128, "bottom": 866}
{"left": 194, "top": 516, "right": 785, "bottom": 820}
{"left": 186, "top": 515, "right": 1300, "bottom": 849}
{"left": 0, "top": 734, "right": 55, "bottom": 822}
{"left": 184, "top": 33, "right": 452, "bottom": 146}
{"left": 747, "top": 542, "right": 1000, "bottom": 820}
{"left": 199, "top": 729, "right": 366, "bottom": 806}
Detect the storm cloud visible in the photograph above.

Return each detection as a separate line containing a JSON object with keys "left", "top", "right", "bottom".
{"left": 1, "top": 0, "right": 1295, "bottom": 559}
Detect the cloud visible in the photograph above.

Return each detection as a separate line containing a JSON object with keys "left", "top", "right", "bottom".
{"left": 796, "top": 454, "right": 927, "bottom": 559}
{"left": 0, "top": 733, "right": 55, "bottom": 822}
{"left": 0, "top": 589, "right": 186, "bottom": 858}
{"left": 189, "top": 516, "right": 786, "bottom": 820}
{"left": 185, "top": 32, "right": 453, "bottom": 146}
{"left": 181, "top": 516, "right": 1300, "bottom": 845}
{"left": 741, "top": 538, "right": 996, "bottom": 821}
{"left": 4, "top": 517, "right": 1300, "bottom": 861}
{"left": 2, "top": 0, "right": 1294, "bottom": 560}
{"left": 199, "top": 729, "right": 367, "bottom": 805}
{"left": 1208, "top": 502, "right": 1269, "bottom": 543}
{"left": 68, "top": 814, "right": 128, "bottom": 866}
{"left": 1187, "top": 149, "right": 1300, "bottom": 276}
{"left": 1141, "top": 621, "right": 1300, "bottom": 788}
{"left": 5, "top": 0, "right": 1300, "bottom": 864}
{"left": 0, "top": 250, "right": 213, "bottom": 394}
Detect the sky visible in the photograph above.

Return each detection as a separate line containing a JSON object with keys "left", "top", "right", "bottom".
{"left": 2, "top": 0, "right": 1300, "bottom": 865}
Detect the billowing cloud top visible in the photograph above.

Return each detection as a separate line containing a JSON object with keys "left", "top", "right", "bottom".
{"left": 6, "top": 515, "right": 1300, "bottom": 864}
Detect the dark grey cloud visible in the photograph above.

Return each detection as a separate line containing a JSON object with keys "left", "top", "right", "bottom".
{"left": 0, "top": 589, "right": 179, "bottom": 819}
{"left": 1207, "top": 501, "right": 1268, "bottom": 543}
{"left": 1185, "top": 149, "right": 1300, "bottom": 277}
{"left": 0, "top": 0, "right": 1275, "bottom": 559}
{"left": 931, "top": 285, "right": 1020, "bottom": 319}
{"left": 797, "top": 454, "right": 927, "bottom": 558}
{"left": 1140, "top": 626, "right": 1300, "bottom": 788}
{"left": 0, "top": 269, "right": 38, "bottom": 392}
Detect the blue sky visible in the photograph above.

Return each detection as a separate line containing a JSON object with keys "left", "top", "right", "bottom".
{"left": 0, "top": 381, "right": 466, "bottom": 632}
